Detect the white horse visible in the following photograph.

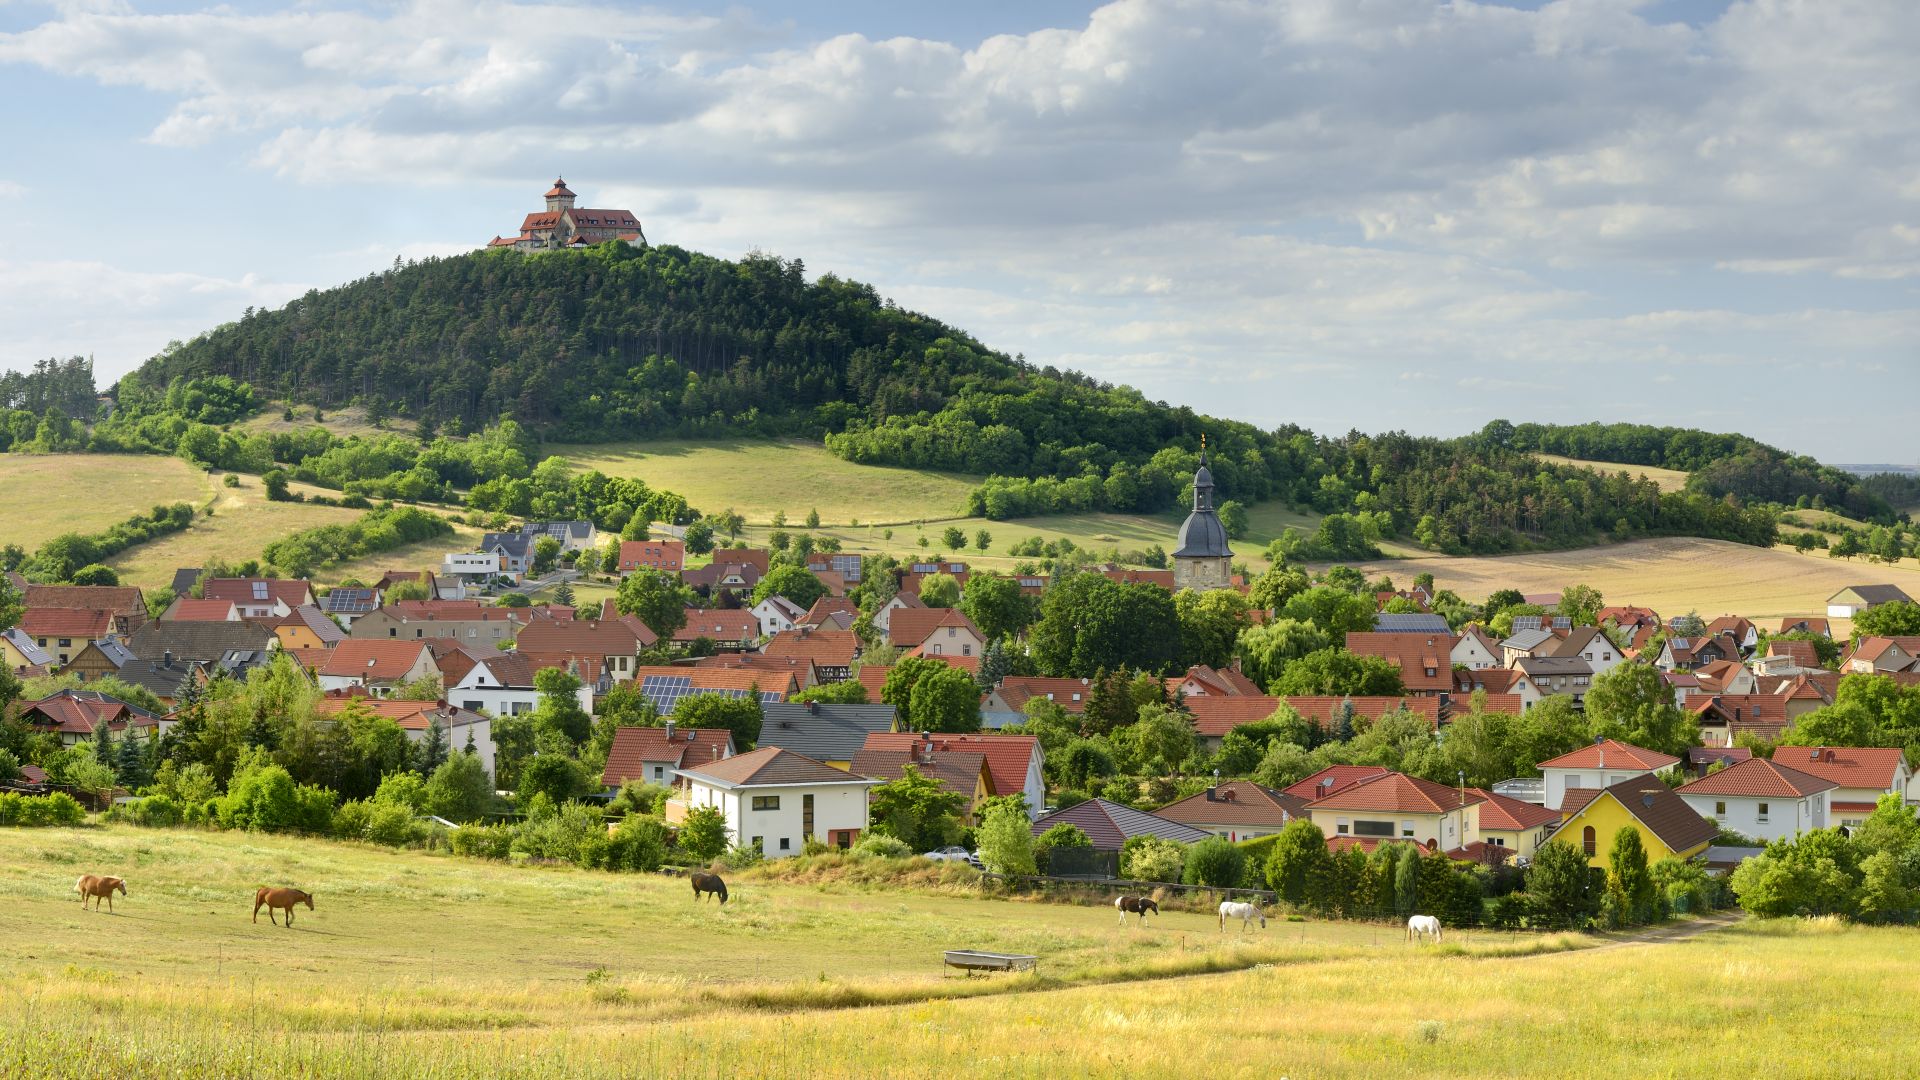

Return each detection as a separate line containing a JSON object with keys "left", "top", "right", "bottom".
{"left": 1219, "top": 900, "right": 1266, "bottom": 932}
{"left": 1406, "top": 914, "right": 1442, "bottom": 943}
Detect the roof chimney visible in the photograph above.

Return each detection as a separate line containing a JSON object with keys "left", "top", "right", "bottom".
{"left": 807, "top": 699, "right": 819, "bottom": 714}
{"left": 665, "top": 720, "right": 676, "bottom": 740}
{"left": 162, "top": 650, "right": 172, "bottom": 668}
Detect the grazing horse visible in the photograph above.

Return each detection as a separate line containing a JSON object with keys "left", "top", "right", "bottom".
{"left": 254, "top": 887, "right": 314, "bottom": 928}
{"left": 1114, "top": 895, "right": 1158, "bottom": 925}
{"left": 1219, "top": 900, "right": 1266, "bottom": 932}
{"left": 690, "top": 872, "right": 729, "bottom": 905}
{"left": 1406, "top": 914, "right": 1442, "bottom": 944}
{"left": 75, "top": 875, "right": 127, "bottom": 913}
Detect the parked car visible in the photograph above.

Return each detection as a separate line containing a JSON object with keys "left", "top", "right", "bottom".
{"left": 923, "top": 846, "right": 981, "bottom": 867}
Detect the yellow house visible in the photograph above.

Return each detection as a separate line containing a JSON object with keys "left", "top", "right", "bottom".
{"left": 1306, "top": 772, "right": 1483, "bottom": 853}
{"left": 1467, "top": 787, "right": 1563, "bottom": 858}
{"left": 261, "top": 606, "right": 347, "bottom": 653}
{"left": 1, "top": 628, "right": 53, "bottom": 675}
{"left": 1549, "top": 777, "right": 1717, "bottom": 868}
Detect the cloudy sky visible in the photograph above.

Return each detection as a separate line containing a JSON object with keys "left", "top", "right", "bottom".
{"left": 1, "top": 0, "right": 1915, "bottom": 464}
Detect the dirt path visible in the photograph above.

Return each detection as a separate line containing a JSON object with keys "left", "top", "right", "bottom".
{"left": 1522, "top": 911, "right": 1744, "bottom": 959}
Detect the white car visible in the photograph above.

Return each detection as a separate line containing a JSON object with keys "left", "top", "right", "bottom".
{"left": 923, "top": 846, "right": 981, "bottom": 867}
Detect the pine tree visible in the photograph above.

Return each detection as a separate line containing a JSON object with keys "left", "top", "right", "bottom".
{"left": 464, "top": 727, "right": 478, "bottom": 756}
{"left": 117, "top": 733, "right": 151, "bottom": 789}
{"left": 553, "top": 582, "right": 576, "bottom": 608}
{"left": 419, "top": 717, "right": 449, "bottom": 773}
{"left": 975, "top": 639, "right": 1014, "bottom": 693}
{"left": 92, "top": 718, "right": 116, "bottom": 776}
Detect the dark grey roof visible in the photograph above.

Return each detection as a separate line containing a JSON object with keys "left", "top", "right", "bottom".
{"left": 114, "top": 657, "right": 203, "bottom": 698}
{"left": 1515, "top": 656, "right": 1592, "bottom": 677}
{"left": 1374, "top": 613, "right": 1450, "bottom": 633}
{"left": 482, "top": 532, "right": 533, "bottom": 557}
{"left": 321, "top": 588, "right": 379, "bottom": 614}
{"left": 1173, "top": 509, "right": 1230, "bottom": 559}
{"left": 126, "top": 621, "right": 276, "bottom": 663}
{"left": 169, "top": 568, "right": 202, "bottom": 597}
{"left": 1029, "top": 798, "right": 1213, "bottom": 851}
{"left": 1836, "top": 584, "right": 1913, "bottom": 605}
{"left": 1501, "top": 628, "right": 1554, "bottom": 651}
{"left": 3, "top": 628, "right": 52, "bottom": 667}
{"left": 758, "top": 703, "right": 898, "bottom": 762}
{"left": 90, "top": 638, "right": 134, "bottom": 668}
{"left": 522, "top": 520, "right": 595, "bottom": 541}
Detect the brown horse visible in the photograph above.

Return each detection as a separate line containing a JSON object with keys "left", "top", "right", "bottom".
{"left": 1114, "top": 895, "right": 1158, "bottom": 925}
{"left": 690, "top": 872, "right": 728, "bottom": 905}
{"left": 75, "top": 875, "right": 127, "bottom": 913}
{"left": 254, "top": 887, "right": 314, "bottom": 927}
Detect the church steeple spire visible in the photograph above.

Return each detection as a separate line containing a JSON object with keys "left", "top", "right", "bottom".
{"left": 1191, "top": 434, "right": 1215, "bottom": 513}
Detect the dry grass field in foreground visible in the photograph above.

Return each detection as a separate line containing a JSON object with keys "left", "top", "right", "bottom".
{"left": 1341, "top": 536, "right": 1920, "bottom": 623}
{"left": 0, "top": 454, "right": 211, "bottom": 552}
{"left": 0, "top": 825, "right": 1598, "bottom": 1078}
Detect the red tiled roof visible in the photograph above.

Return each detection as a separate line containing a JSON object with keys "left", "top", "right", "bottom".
{"left": 1678, "top": 758, "right": 1836, "bottom": 798}
{"left": 856, "top": 665, "right": 891, "bottom": 702}
{"left": 860, "top": 732, "right": 1039, "bottom": 806}
{"left": 166, "top": 598, "right": 239, "bottom": 621}
{"left": 886, "top": 608, "right": 982, "bottom": 649}
{"left": 1283, "top": 765, "right": 1392, "bottom": 802}
{"left": 1772, "top": 746, "right": 1908, "bottom": 790}
{"left": 16, "top": 690, "right": 155, "bottom": 735}
{"left": 1777, "top": 617, "right": 1830, "bottom": 636}
{"left": 1537, "top": 739, "right": 1679, "bottom": 772}
{"left": 1183, "top": 695, "right": 1284, "bottom": 737}
{"left": 318, "top": 640, "right": 432, "bottom": 680}
{"left": 1767, "top": 640, "right": 1819, "bottom": 667}
{"left": 312, "top": 696, "right": 484, "bottom": 732}
{"left": 1308, "top": 772, "right": 1483, "bottom": 814}
{"left": 23, "top": 585, "right": 144, "bottom": 615}
{"left": 618, "top": 540, "right": 684, "bottom": 572}
{"left": 1343, "top": 632, "right": 1453, "bottom": 693}
{"left": 763, "top": 628, "right": 858, "bottom": 667}
{"left": 20, "top": 608, "right": 114, "bottom": 638}
{"left": 804, "top": 597, "right": 858, "bottom": 625}
{"left": 993, "top": 676, "right": 1093, "bottom": 714}
{"left": 673, "top": 609, "right": 759, "bottom": 643}
{"left": 1169, "top": 664, "right": 1265, "bottom": 697}
{"left": 203, "top": 578, "right": 311, "bottom": 606}
{"left": 905, "top": 644, "right": 979, "bottom": 672}
{"left": 1455, "top": 667, "right": 1529, "bottom": 695}
{"left": 1464, "top": 788, "right": 1563, "bottom": 831}
{"left": 1156, "top": 781, "right": 1309, "bottom": 828}
{"left": 849, "top": 749, "right": 987, "bottom": 799}
{"left": 602, "top": 725, "right": 734, "bottom": 786}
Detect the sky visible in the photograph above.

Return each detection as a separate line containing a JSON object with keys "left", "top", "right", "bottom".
{"left": 0, "top": 0, "right": 1916, "bottom": 465}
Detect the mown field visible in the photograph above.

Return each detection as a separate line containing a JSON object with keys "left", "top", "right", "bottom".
{"left": 1535, "top": 454, "right": 1691, "bottom": 494}
{"left": 0, "top": 454, "right": 212, "bottom": 552}
{"left": 1341, "top": 536, "right": 1920, "bottom": 625}
{"left": 2, "top": 826, "right": 1907, "bottom": 1078}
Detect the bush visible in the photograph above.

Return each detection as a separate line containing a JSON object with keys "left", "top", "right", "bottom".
{"left": 719, "top": 842, "right": 766, "bottom": 870}
{"left": 1182, "top": 836, "right": 1248, "bottom": 888}
{"left": 851, "top": 833, "right": 912, "bottom": 859}
{"left": 510, "top": 802, "right": 605, "bottom": 862}
{"left": 596, "top": 813, "right": 669, "bottom": 872}
{"left": 1121, "top": 835, "right": 1187, "bottom": 883}
{"left": 111, "top": 793, "right": 184, "bottom": 828}
{"left": 364, "top": 801, "right": 429, "bottom": 847}
{"left": 332, "top": 799, "right": 375, "bottom": 841}
{"left": 424, "top": 753, "right": 494, "bottom": 823}
{"left": 450, "top": 823, "right": 515, "bottom": 860}
{"left": 0, "top": 791, "right": 86, "bottom": 827}
{"left": 677, "top": 805, "right": 730, "bottom": 862}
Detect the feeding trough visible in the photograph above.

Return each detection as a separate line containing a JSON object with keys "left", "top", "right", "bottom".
{"left": 943, "top": 950, "right": 1038, "bottom": 974}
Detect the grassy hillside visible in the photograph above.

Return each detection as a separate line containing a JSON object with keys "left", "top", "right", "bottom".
{"left": 0, "top": 455, "right": 212, "bottom": 551}
{"left": 1534, "top": 454, "right": 1690, "bottom": 494}
{"left": 1339, "top": 535, "right": 1920, "bottom": 624}
{"left": 2, "top": 826, "right": 1903, "bottom": 1078}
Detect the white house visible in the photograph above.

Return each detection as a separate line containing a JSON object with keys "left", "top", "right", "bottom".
{"left": 1451, "top": 628, "right": 1501, "bottom": 671}
{"left": 751, "top": 595, "right": 809, "bottom": 639}
{"left": 1552, "top": 627, "right": 1625, "bottom": 679}
{"left": 1536, "top": 739, "right": 1681, "bottom": 811}
{"left": 1772, "top": 746, "right": 1917, "bottom": 832}
{"left": 441, "top": 551, "right": 504, "bottom": 589}
{"left": 450, "top": 653, "right": 592, "bottom": 718}
{"left": 1677, "top": 758, "right": 1836, "bottom": 842}
{"left": 1827, "top": 585, "right": 1913, "bottom": 620}
{"left": 672, "top": 746, "right": 879, "bottom": 856}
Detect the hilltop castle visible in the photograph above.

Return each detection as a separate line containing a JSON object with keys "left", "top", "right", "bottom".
{"left": 488, "top": 178, "right": 647, "bottom": 252}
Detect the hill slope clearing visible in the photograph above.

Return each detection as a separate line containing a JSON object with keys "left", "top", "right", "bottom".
{"left": 0, "top": 454, "right": 211, "bottom": 552}
{"left": 1534, "top": 454, "right": 1690, "bottom": 494}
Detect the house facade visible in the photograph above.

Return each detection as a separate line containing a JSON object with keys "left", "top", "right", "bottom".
{"left": 1549, "top": 777, "right": 1716, "bottom": 868}
{"left": 1304, "top": 772, "right": 1483, "bottom": 852}
{"left": 1537, "top": 740, "right": 1681, "bottom": 811}
{"left": 1677, "top": 758, "right": 1836, "bottom": 842}
{"left": 673, "top": 747, "right": 878, "bottom": 856}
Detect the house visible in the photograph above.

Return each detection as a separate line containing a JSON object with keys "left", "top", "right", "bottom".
{"left": 1754, "top": 639, "right": 1822, "bottom": 677}
{"left": 1598, "top": 606, "right": 1662, "bottom": 632}
{"left": 803, "top": 596, "right": 859, "bottom": 630}
{"left": 629, "top": 665, "right": 797, "bottom": 713}
{"left": 125, "top": 620, "right": 276, "bottom": 665}
{"left": 886, "top": 608, "right": 985, "bottom": 659}
{"left": 1155, "top": 780, "right": 1309, "bottom": 842}
{"left": 689, "top": 652, "right": 823, "bottom": 690}
{"left": 19, "top": 608, "right": 115, "bottom": 665}
{"left": 163, "top": 598, "right": 241, "bottom": 621}
{"left": 1655, "top": 634, "right": 1740, "bottom": 672}
{"left": 517, "top": 619, "right": 655, "bottom": 682}
{"left": 373, "top": 570, "right": 441, "bottom": 596}
{"left": 1305, "top": 772, "right": 1483, "bottom": 853}
{"left": 1685, "top": 746, "right": 1753, "bottom": 777}
{"left": 1677, "top": 758, "right": 1837, "bottom": 842}
{"left": 985, "top": 676, "right": 1094, "bottom": 717}
{"left": 317, "top": 640, "right": 439, "bottom": 697}
{"left": 1028, "top": 799, "right": 1213, "bottom": 855}
{"left": 673, "top": 609, "right": 760, "bottom": 651}
{"left": 22, "top": 584, "right": 147, "bottom": 635}
{"left": 851, "top": 745, "right": 993, "bottom": 822}
{"left": 1373, "top": 613, "right": 1450, "bottom": 634}
{"left": 202, "top": 578, "right": 315, "bottom": 619}
{"left": 440, "top": 551, "right": 506, "bottom": 589}
{"left": 1777, "top": 616, "right": 1831, "bottom": 638}
{"left": 672, "top": 746, "right": 879, "bottom": 856}
{"left": 870, "top": 591, "right": 924, "bottom": 634}
{"left": 256, "top": 605, "right": 348, "bottom": 651}
{"left": 1453, "top": 667, "right": 1544, "bottom": 710}
{"left": 1463, "top": 788, "right": 1563, "bottom": 858}
{"left": 617, "top": 539, "right": 685, "bottom": 574}
{"left": 14, "top": 689, "right": 161, "bottom": 746}
{"left": 349, "top": 602, "right": 524, "bottom": 645}
{"left": 1550, "top": 777, "right": 1715, "bottom": 867}
{"left": 1840, "top": 637, "right": 1920, "bottom": 675}
{"left": 1343, "top": 633, "right": 1452, "bottom": 695}
{"left": 1536, "top": 739, "right": 1681, "bottom": 810}
{"left": 1513, "top": 656, "right": 1593, "bottom": 704}
{"left": 1183, "top": 695, "right": 1285, "bottom": 750}
{"left": 427, "top": 641, "right": 498, "bottom": 690}
{"left": 1451, "top": 627, "right": 1501, "bottom": 671}
{"left": 521, "top": 520, "right": 598, "bottom": 553}
{"left": 450, "top": 652, "right": 588, "bottom": 718}
{"left": 861, "top": 732, "right": 1045, "bottom": 819}
{"left": 1499, "top": 628, "right": 1559, "bottom": 667}
{"left": 1827, "top": 585, "right": 1913, "bottom": 620}
{"left": 313, "top": 694, "right": 495, "bottom": 777}
{"left": 1282, "top": 765, "right": 1393, "bottom": 803}
{"left": 751, "top": 595, "right": 809, "bottom": 639}
{"left": 807, "top": 553, "right": 864, "bottom": 585}
{"left": 761, "top": 628, "right": 859, "bottom": 681}
{"left": 1549, "top": 626, "right": 1624, "bottom": 678}
{"left": 602, "top": 723, "right": 736, "bottom": 789}
{"left": 1166, "top": 664, "right": 1265, "bottom": 698}
{"left": 1772, "top": 746, "right": 1916, "bottom": 831}
{"left": 758, "top": 702, "right": 898, "bottom": 769}
{"left": 1704, "top": 616, "right": 1760, "bottom": 656}
{"left": 1687, "top": 694, "right": 1789, "bottom": 748}
{"left": 478, "top": 532, "right": 535, "bottom": 579}
{"left": 319, "top": 586, "right": 381, "bottom": 626}
{"left": 1375, "top": 586, "right": 1433, "bottom": 611}
{"left": 1, "top": 627, "right": 53, "bottom": 677}
{"left": 1693, "top": 659, "right": 1759, "bottom": 695}
{"left": 681, "top": 549, "right": 771, "bottom": 594}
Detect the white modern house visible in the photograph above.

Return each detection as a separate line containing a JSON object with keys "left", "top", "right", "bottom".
{"left": 449, "top": 653, "right": 592, "bottom": 718}
{"left": 1677, "top": 758, "right": 1836, "bottom": 842}
{"left": 672, "top": 746, "right": 879, "bottom": 857}
{"left": 751, "top": 595, "right": 809, "bottom": 639}
{"left": 1536, "top": 739, "right": 1681, "bottom": 811}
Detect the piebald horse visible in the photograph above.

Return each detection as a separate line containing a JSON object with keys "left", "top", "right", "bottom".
{"left": 1114, "top": 895, "right": 1158, "bottom": 925}
{"left": 691, "top": 872, "right": 729, "bottom": 905}
{"left": 1406, "top": 914, "right": 1442, "bottom": 943}
{"left": 254, "top": 887, "right": 314, "bottom": 927}
{"left": 75, "top": 875, "right": 127, "bottom": 912}
{"left": 1219, "top": 900, "right": 1266, "bottom": 932}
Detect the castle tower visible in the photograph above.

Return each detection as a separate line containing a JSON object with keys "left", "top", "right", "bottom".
{"left": 544, "top": 177, "right": 577, "bottom": 214}
{"left": 1172, "top": 438, "right": 1233, "bottom": 592}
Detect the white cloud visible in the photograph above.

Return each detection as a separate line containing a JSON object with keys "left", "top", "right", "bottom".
{"left": 0, "top": 180, "right": 23, "bottom": 197}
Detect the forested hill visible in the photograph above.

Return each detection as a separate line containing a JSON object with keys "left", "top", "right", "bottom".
{"left": 131, "top": 242, "right": 1781, "bottom": 553}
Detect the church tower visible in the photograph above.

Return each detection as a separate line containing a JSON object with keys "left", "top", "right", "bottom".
{"left": 1172, "top": 438, "right": 1233, "bottom": 592}
{"left": 544, "top": 177, "right": 577, "bottom": 214}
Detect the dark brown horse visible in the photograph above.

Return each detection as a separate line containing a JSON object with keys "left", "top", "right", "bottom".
{"left": 75, "top": 875, "right": 127, "bottom": 912}
{"left": 690, "top": 872, "right": 728, "bottom": 905}
{"left": 254, "top": 887, "right": 314, "bottom": 927}
{"left": 1114, "top": 895, "right": 1158, "bottom": 925}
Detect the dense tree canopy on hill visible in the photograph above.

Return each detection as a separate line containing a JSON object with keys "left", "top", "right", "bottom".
{"left": 116, "top": 244, "right": 1788, "bottom": 553}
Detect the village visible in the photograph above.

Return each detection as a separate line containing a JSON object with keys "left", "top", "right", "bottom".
{"left": 8, "top": 452, "right": 1918, "bottom": 931}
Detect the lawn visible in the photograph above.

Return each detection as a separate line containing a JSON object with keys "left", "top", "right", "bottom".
{"left": 240, "top": 403, "right": 413, "bottom": 444}
{"left": 0, "top": 454, "right": 212, "bottom": 552}
{"left": 3, "top": 826, "right": 1906, "bottom": 1078}
{"left": 1535, "top": 454, "right": 1691, "bottom": 494}
{"left": 548, "top": 438, "right": 983, "bottom": 526}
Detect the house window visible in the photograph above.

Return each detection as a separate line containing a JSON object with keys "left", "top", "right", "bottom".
{"left": 1401, "top": 820, "right": 1415, "bottom": 838}
{"left": 389, "top": 628, "right": 397, "bottom": 637}
{"left": 751, "top": 795, "right": 780, "bottom": 811}
{"left": 653, "top": 766, "right": 664, "bottom": 780}
{"left": 1336, "top": 818, "right": 1351, "bottom": 834}
{"left": 1757, "top": 803, "right": 1769, "bottom": 823}
{"left": 462, "top": 700, "right": 483, "bottom": 712}
{"left": 58, "top": 638, "right": 71, "bottom": 648}
{"left": 962, "top": 644, "right": 972, "bottom": 656}
{"left": 1715, "top": 801, "right": 1726, "bottom": 817}
{"left": 1490, "top": 837, "right": 1505, "bottom": 847}
{"left": 1353, "top": 820, "right": 1392, "bottom": 837}
{"left": 751, "top": 836, "right": 763, "bottom": 852}
{"left": 779, "top": 837, "right": 791, "bottom": 850}
{"left": 1582, "top": 826, "right": 1596, "bottom": 856}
